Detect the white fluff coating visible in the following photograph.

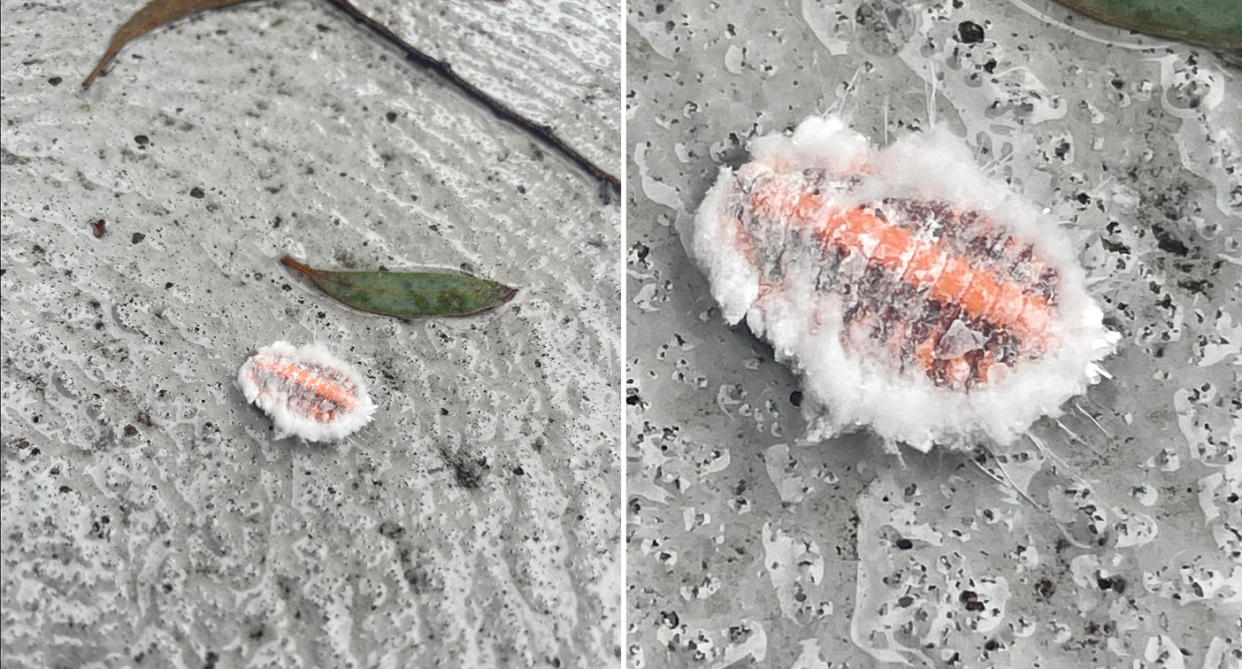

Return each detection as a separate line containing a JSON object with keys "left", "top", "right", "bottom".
{"left": 237, "top": 340, "right": 376, "bottom": 442}
{"left": 691, "top": 166, "right": 762, "bottom": 324}
{"left": 750, "top": 115, "right": 872, "bottom": 173}
{"left": 686, "top": 115, "right": 1119, "bottom": 450}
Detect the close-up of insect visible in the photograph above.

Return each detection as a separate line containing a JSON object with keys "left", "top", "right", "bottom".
{"left": 688, "top": 114, "right": 1119, "bottom": 450}
{"left": 626, "top": 0, "right": 1239, "bottom": 667}
{"left": 238, "top": 340, "right": 377, "bottom": 443}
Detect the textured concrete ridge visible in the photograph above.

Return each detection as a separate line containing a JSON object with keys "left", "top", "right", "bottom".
{"left": 626, "top": 0, "right": 1240, "bottom": 666}
{"left": 1, "top": 2, "right": 621, "bottom": 667}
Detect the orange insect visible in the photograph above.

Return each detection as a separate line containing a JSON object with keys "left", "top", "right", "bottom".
{"left": 238, "top": 341, "right": 376, "bottom": 441}
{"left": 690, "top": 116, "right": 1117, "bottom": 450}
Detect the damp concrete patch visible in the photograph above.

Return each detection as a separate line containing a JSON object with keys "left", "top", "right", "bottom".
{"left": 626, "top": 0, "right": 1240, "bottom": 666}
{"left": 1, "top": 2, "right": 620, "bottom": 666}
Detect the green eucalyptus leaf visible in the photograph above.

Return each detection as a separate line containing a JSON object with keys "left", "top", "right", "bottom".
{"left": 281, "top": 256, "right": 517, "bottom": 318}
{"left": 1053, "top": 0, "right": 1242, "bottom": 49}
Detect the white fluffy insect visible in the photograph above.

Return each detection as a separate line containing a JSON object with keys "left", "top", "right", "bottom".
{"left": 238, "top": 341, "right": 376, "bottom": 442}
{"left": 688, "top": 115, "right": 1119, "bottom": 450}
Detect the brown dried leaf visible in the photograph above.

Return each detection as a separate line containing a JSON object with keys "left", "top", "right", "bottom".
{"left": 82, "top": 0, "right": 257, "bottom": 88}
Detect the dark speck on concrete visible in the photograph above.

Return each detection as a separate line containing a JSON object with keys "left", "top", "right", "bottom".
{"left": 47, "top": 76, "right": 62, "bottom": 86}
{"left": 189, "top": 187, "right": 205, "bottom": 199}
{"left": 448, "top": 452, "right": 489, "bottom": 489}
{"left": 131, "top": 232, "right": 145, "bottom": 244}
{"left": 1036, "top": 578, "right": 1056, "bottom": 600}
{"left": 957, "top": 20, "right": 985, "bottom": 44}
{"left": 377, "top": 520, "right": 405, "bottom": 539}
{"left": 134, "top": 135, "right": 149, "bottom": 147}
{"left": 1152, "top": 224, "right": 1190, "bottom": 256}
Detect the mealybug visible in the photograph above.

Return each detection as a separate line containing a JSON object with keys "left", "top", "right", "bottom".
{"left": 688, "top": 115, "right": 1118, "bottom": 450}
{"left": 238, "top": 341, "right": 376, "bottom": 442}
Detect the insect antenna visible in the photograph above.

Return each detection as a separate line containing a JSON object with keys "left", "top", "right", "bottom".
{"left": 827, "top": 65, "right": 864, "bottom": 122}
{"left": 968, "top": 444, "right": 1044, "bottom": 511}
{"left": 882, "top": 93, "right": 890, "bottom": 146}
{"left": 968, "top": 444, "right": 1093, "bottom": 550}
{"left": 1047, "top": 417, "right": 1105, "bottom": 458}
{"left": 1073, "top": 400, "right": 1113, "bottom": 439}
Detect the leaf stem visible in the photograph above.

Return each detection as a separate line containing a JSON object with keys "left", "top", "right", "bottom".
{"left": 280, "top": 254, "right": 315, "bottom": 276}
{"left": 322, "top": 0, "right": 620, "bottom": 204}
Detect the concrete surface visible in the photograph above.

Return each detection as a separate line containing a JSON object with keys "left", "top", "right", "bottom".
{"left": 626, "top": 0, "right": 1240, "bottom": 666}
{"left": 2, "top": 1, "right": 620, "bottom": 667}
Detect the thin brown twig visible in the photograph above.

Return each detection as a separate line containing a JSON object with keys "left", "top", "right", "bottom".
{"left": 323, "top": 0, "right": 620, "bottom": 204}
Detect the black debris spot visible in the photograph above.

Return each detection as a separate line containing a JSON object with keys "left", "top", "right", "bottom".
{"left": 123, "top": 424, "right": 138, "bottom": 437}
{"left": 789, "top": 390, "right": 803, "bottom": 407}
{"left": 895, "top": 537, "right": 913, "bottom": 550}
{"left": 626, "top": 394, "right": 641, "bottom": 405}
{"left": 189, "top": 186, "right": 205, "bottom": 199}
{"left": 47, "top": 76, "right": 63, "bottom": 86}
{"left": 131, "top": 232, "right": 145, "bottom": 244}
{"left": 1177, "top": 278, "right": 1209, "bottom": 294}
{"left": 134, "top": 135, "right": 149, "bottom": 147}
{"left": 385, "top": 111, "right": 397, "bottom": 122}
{"left": 90, "top": 219, "right": 106, "bottom": 238}
{"left": 1151, "top": 223, "right": 1190, "bottom": 256}
{"left": 1100, "top": 237, "right": 1130, "bottom": 255}
{"left": 1035, "top": 577, "right": 1056, "bottom": 600}
{"left": 204, "top": 651, "right": 219, "bottom": 669}
{"left": 377, "top": 520, "right": 404, "bottom": 539}
{"left": 957, "top": 20, "right": 985, "bottom": 43}
{"left": 960, "top": 590, "right": 985, "bottom": 611}
{"left": 447, "top": 452, "right": 489, "bottom": 489}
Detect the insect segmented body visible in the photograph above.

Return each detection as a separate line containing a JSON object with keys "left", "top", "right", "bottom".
{"left": 238, "top": 341, "right": 376, "bottom": 442}
{"left": 689, "top": 116, "right": 1117, "bottom": 450}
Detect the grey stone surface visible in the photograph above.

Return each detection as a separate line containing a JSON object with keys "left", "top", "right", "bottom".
{"left": 626, "top": 0, "right": 1239, "bottom": 667}
{"left": 2, "top": 2, "right": 620, "bottom": 667}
